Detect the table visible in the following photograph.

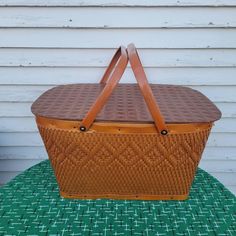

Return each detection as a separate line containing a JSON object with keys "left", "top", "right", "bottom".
{"left": 0, "top": 160, "right": 235, "bottom": 235}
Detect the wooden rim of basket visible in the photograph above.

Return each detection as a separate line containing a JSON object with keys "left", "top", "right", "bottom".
{"left": 79, "top": 44, "right": 169, "bottom": 135}
{"left": 60, "top": 191, "right": 188, "bottom": 200}
{"left": 36, "top": 116, "right": 212, "bottom": 134}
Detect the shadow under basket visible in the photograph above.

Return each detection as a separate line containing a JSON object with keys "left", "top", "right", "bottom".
{"left": 31, "top": 44, "right": 221, "bottom": 200}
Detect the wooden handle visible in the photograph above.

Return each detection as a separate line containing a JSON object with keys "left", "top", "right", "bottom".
{"left": 100, "top": 47, "right": 123, "bottom": 84}
{"left": 80, "top": 44, "right": 168, "bottom": 135}
{"left": 79, "top": 46, "right": 128, "bottom": 131}
{"left": 127, "top": 43, "right": 168, "bottom": 135}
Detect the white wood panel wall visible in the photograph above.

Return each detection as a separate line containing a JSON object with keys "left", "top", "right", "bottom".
{"left": 0, "top": 0, "right": 236, "bottom": 195}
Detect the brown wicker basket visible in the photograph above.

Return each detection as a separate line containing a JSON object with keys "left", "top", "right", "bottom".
{"left": 32, "top": 44, "right": 221, "bottom": 200}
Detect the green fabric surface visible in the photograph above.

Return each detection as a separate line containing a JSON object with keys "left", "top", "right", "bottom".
{"left": 0, "top": 160, "right": 235, "bottom": 235}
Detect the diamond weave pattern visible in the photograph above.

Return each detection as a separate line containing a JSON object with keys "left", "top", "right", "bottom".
{"left": 38, "top": 125, "right": 211, "bottom": 198}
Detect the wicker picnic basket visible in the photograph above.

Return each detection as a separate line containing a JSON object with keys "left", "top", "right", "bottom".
{"left": 31, "top": 44, "right": 221, "bottom": 200}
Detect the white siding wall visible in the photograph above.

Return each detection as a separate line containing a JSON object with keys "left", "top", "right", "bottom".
{"left": 0, "top": 0, "right": 236, "bottom": 195}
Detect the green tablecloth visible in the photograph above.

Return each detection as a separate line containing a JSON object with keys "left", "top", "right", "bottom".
{"left": 0, "top": 160, "right": 235, "bottom": 235}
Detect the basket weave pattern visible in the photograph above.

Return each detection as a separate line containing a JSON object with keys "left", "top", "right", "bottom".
{"left": 38, "top": 124, "right": 211, "bottom": 198}
{"left": 32, "top": 45, "right": 221, "bottom": 200}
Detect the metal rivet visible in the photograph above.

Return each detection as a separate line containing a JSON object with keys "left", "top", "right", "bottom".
{"left": 80, "top": 126, "right": 86, "bottom": 132}
{"left": 161, "top": 130, "right": 168, "bottom": 135}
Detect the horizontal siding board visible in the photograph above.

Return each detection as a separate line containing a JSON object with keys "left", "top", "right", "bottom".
{"left": 203, "top": 147, "right": 236, "bottom": 159}
{"left": 1, "top": 0, "right": 236, "bottom": 7}
{"left": 1, "top": 102, "right": 234, "bottom": 118}
{"left": 210, "top": 172, "right": 236, "bottom": 185}
{"left": 0, "top": 159, "right": 42, "bottom": 172}
{"left": 0, "top": 147, "right": 47, "bottom": 160}
{"left": 225, "top": 186, "right": 236, "bottom": 195}
{"left": 199, "top": 160, "right": 236, "bottom": 172}
{"left": 215, "top": 103, "right": 236, "bottom": 118}
{"left": 0, "top": 102, "right": 33, "bottom": 117}
{"left": 0, "top": 117, "right": 233, "bottom": 132}
{"left": 192, "top": 86, "right": 236, "bottom": 102}
{"left": 0, "top": 86, "right": 48, "bottom": 102}
{"left": 0, "top": 172, "right": 21, "bottom": 185}
{"left": 0, "top": 85, "right": 235, "bottom": 102}
{"left": 0, "top": 29, "right": 236, "bottom": 48}
{"left": 0, "top": 117, "right": 37, "bottom": 132}
{"left": 211, "top": 118, "right": 236, "bottom": 133}
{"left": 1, "top": 67, "right": 236, "bottom": 85}
{"left": 0, "top": 132, "right": 234, "bottom": 147}
{"left": 207, "top": 133, "right": 236, "bottom": 147}
{"left": 1, "top": 7, "right": 236, "bottom": 28}
{"left": 1, "top": 49, "right": 236, "bottom": 67}
{"left": 0, "top": 133, "right": 44, "bottom": 146}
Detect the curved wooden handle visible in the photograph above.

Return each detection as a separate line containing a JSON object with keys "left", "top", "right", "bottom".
{"left": 100, "top": 47, "right": 122, "bottom": 84}
{"left": 127, "top": 43, "right": 168, "bottom": 135}
{"left": 79, "top": 46, "right": 128, "bottom": 131}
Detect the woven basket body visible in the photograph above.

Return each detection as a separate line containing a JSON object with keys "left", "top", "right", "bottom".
{"left": 37, "top": 118, "right": 212, "bottom": 200}
{"left": 32, "top": 45, "right": 221, "bottom": 200}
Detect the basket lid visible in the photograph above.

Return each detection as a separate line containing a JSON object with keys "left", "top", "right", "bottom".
{"left": 31, "top": 83, "right": 221, "bottom": 124}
